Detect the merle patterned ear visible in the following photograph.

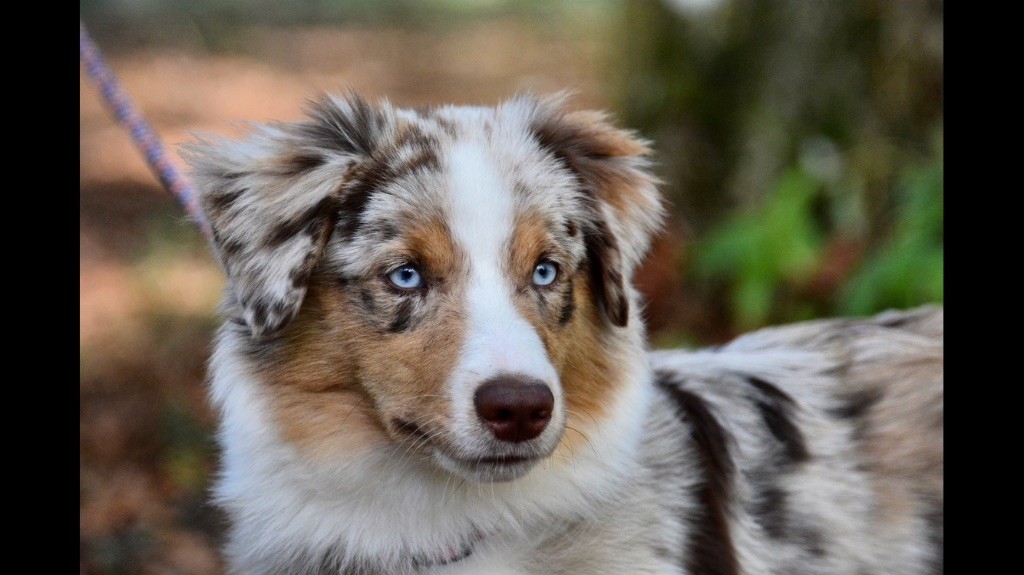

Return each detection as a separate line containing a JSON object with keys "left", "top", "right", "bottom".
{"left": 184, "top": 93, "right": 389, "bottom": 338}
{"left": 529, "top": 96, "right": 665, "bottom": 327}
{"left": 581, "top": 211, "right": 631, "bottom": 327}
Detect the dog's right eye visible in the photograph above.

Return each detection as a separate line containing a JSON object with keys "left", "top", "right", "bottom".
{"left": 532, "top": 260, "right": 559, "bottom": 287}
{"left": 387, "top": 265, "right": 425, "bottom": 290}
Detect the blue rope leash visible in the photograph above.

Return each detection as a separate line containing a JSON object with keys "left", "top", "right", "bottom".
{"left": 80, "top": 22, "right": 212, "bottom": 241}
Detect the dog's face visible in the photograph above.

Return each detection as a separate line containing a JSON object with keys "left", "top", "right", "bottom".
{"left": 187, "top": 93, "right": 663, "bottom": 483}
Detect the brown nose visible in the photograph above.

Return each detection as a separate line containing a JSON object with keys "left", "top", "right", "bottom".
{"left": 474, "top": 376, "right": 554, "bottom": 443}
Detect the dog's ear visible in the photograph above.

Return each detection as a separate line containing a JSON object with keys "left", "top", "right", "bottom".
{"left": 528, "top": 95, "right": 665, "bottom": 327}
{"left": 184, "top": 93, "right": 389, "bottom": 338}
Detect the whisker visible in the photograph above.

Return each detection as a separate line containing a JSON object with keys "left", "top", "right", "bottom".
{"left": 340, "top": 396, "right": 369, "bottom": 428}
{"left": 564, "top": 425, "right": 599, "bottom": 460}
{"left": 566, "top": 407, "right": 601, "bottom": 430}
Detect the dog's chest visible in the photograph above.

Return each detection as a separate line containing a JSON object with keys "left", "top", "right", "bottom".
{"left": 421, "top": 533, "right": 681, "bottom": 575}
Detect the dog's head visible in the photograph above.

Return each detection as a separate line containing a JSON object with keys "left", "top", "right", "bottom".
{"left": 186, "top": 93, "right": 663, "bottom": 482}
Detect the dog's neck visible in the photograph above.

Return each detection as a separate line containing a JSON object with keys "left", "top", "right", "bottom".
{"left": 411, "top": 527, "right": 484, "bottom": 569}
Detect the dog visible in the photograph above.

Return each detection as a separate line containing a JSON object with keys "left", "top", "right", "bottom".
{"left": 184, "top": 92, "right": 943, "bottom": 574}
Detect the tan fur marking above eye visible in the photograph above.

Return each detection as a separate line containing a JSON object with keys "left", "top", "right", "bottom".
{"left": 406, "top": 217, "right": 459, "bottom": 282}
{"left": 509, "top": 217, "right": 555, "bottom": 283}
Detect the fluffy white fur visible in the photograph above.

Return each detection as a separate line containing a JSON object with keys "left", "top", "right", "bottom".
{"left": 187, "top": 93, "right": 943, "bottom": 575}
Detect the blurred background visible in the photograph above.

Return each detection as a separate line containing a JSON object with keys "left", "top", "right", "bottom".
{"left": 79, "top": 1, "right": 943, "bottom": 572}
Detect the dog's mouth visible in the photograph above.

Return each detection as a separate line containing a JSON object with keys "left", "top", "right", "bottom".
{"left": 476, "top": 455, "right": 532, "bottom": 465}
{"left": 433, "top": 451, "right": 544, "bottom": 482}
{"left": 391, "top": 417, "right": 557, "bottom": 482}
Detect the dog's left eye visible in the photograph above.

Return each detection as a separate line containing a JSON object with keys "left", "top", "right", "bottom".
{"left": 388, "top": 265, "right": 425, "bottom": 290}
{"left": 533, "top": 261, "right": 558, "bottom": 286}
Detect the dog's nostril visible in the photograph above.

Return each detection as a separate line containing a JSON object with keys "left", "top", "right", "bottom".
{"left": 474, "top": 376, "right": 554, "bottom": 443}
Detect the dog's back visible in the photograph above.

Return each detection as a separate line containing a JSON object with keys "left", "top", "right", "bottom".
{"left": 642, "top": 305, "right": 943, "bottom": 574}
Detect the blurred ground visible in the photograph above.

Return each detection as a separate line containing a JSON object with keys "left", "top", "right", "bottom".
{"left": 80, "top": 20, "right": 651, "bottom": 575}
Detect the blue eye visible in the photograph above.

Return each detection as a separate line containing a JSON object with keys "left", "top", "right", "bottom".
{"left": 533, "top": 261, "right": 558, "bottom": 286}
{"left": 388, "top": 265, "right": 424, "bottom": 289}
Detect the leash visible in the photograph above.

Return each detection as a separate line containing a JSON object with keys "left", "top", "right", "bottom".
{"left": 80, "top": 22, "right": 213, "bottom": 241}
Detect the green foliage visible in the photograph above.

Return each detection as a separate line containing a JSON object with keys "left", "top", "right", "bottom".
{"left": 841, "top": 141, "right": 943, "bottom": 315}
{"left": 694, "top": 168, "right": 824, "bottom": 328}
{"left": 620, "top": 0, "right": 943, "bottom": 339}
{"left": 691, "top": 135, "right": 942, "bottom": 330}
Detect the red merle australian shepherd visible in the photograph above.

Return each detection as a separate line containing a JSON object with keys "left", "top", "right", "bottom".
{"left": 184, "top": 92, "right": 943, "bottom": 575}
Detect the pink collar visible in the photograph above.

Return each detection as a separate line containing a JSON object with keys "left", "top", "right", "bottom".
{"left": 414, "top": 528, "right": 487, "bottom": 569}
